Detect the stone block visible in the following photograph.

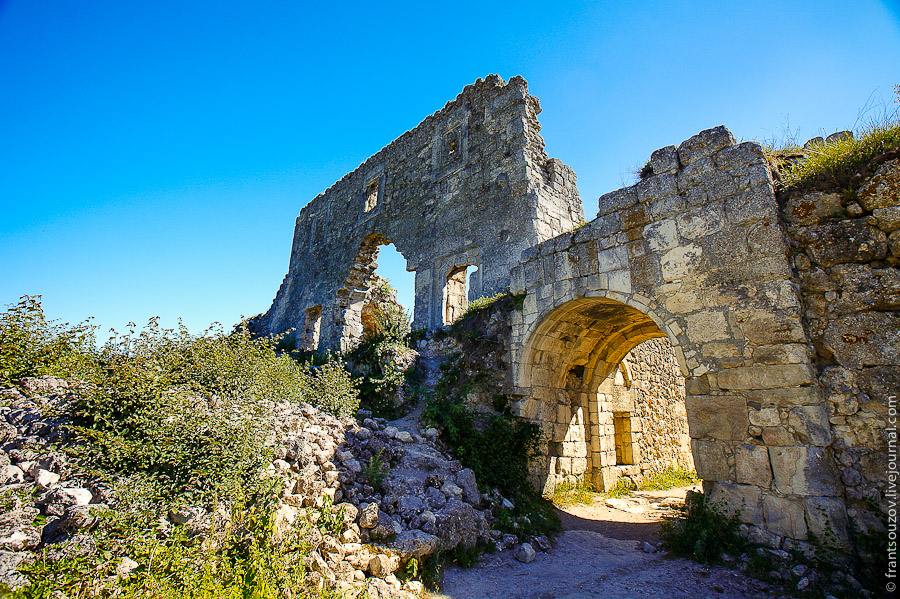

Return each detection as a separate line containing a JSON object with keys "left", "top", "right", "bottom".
{"left": 643, "top": 219, "right": 679, "bottom": 252}
{"left": 648, "top": 194, "right": 687, "bottom": 220}
{"left": 707, "top": 481, "right": 763, "bottom": 525}
{"left": 724, "top": 185, "right": 778, "bottom": 226}
{"left": 799, "top": 219, "right": 888, "bottom": 267}
{"left": 715, "top": 364, "right": 815, "bottom": 390}
{"left": 649, "top": 145, "right": 679, "bottom": 175}
{"left": 598, "top": 186, "right": 638, "bottom": 217}
{"left": 676, "top": 203, "right": 725, "bottom": 240}
{"left": 683, "top": 310, "right": 729, "bottom": 343}
{"left": 786, "top": 405, "right": 831, "bottom": 446}
{"left": 660, "top": 244, "right": 702, "bottom": 281}
{"left": 734, "top": 312, "right": 808, "bottom": 345}
{"left": 735, "top": 443, "right": 772, "bottom": 487}
{"left": 857, "top": 158, "right": 899, "bottom": 211}
{"left": 768, "top": 446, "right": 841, "bottom": 496}
{"left": 823, "top": 312, "right": 900, "bottom": 369}
{"left": 685, "top": 394, "right": 748, "bottom": 440}
{"left": 677, "top": 126, "right": 736, "bottom": 166}
{"left": 782, "top": 192, "right": 843, "bottom": 227}
{"left": 691, "top": 438, "right": 729, "bottom": 481}
{"left": 763, "top": 494, "right": 807, "bottom": 539}
{"left": 713, "top": 141, "right": 766, "bottom": 171}
{"left": 751, "top": 344, "right": 810, "bottom": 365}
{"left": 874, "top": 206, "right": 900, "bottom": 232}
{"left": 805, "top": 496, "right": 851, "bottom": 548}
{"left": 597, "top": 245, "right": 629, "bottom": 274}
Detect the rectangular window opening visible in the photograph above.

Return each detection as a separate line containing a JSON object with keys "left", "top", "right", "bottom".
{"left": 613, "top": 412, "right": 634, "bottom": 465}
{"left": 365, "top": 180, "right": 379, "bottom": 212}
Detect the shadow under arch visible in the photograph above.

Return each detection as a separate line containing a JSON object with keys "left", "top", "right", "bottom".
{"left": 516, "top": 296, "right": 691, "bottom": 493}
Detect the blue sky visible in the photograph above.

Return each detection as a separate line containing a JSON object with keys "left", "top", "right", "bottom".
{"left": 2, "top": 0, "right": 899, "bottom": 338}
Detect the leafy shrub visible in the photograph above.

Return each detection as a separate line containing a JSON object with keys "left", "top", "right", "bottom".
{"left": 0, "top": 295, "right": 97, "bottom": 386}
{"left": 346, "top": 296, "right": 415, "bottom": 419}
{"left": 302, "top": 356, "right": 359, "bottom": 419}
{"left": 426, "top": 390, "right": 542, "bottom": 498}
{"left": 362, "top": 448, "right": 389, "bottom": 491}
{"left": 6, "top": 481, "right": 340, "bottom": 599}
{"left": 659, "top": 491, "right": 746, "bottom": 564}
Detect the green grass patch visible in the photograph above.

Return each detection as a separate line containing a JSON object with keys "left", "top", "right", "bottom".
{"left": 637, "top": 465, "right": 699, "bottom": 491}
{"left": 777, "top": 122, "right": 900, "bottom": 193}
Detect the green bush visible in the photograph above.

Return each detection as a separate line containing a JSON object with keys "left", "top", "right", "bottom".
{"left": 659, "top": 491, "right": 746, "bottom": 564}
{"left": 346, "top": 298, "right": 415, "bottom": 419}
{"left": 0, "top": 295, "right": 98, "bottom": 386}
{"left": 5, "top": 481, "right": 340, "bottom": 599}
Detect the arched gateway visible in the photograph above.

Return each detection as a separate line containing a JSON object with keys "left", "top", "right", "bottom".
{"left": 506, "top": 126, "right": 846, "bottom": 549}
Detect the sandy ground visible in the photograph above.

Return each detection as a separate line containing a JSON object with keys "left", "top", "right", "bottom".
{"left": 432, "top": 485, "right": 778, "bottom": 599}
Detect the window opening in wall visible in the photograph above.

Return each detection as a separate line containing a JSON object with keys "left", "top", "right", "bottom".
{"left": 466, "top": 265, "right": 479, "bottom": 302}
{"left": 443, "top": 264, "right": 477, "bottom": 325}
{"left": 300, "top": 306, "right": 322, "bottom": 352}
{"left": 613, "top": 412, "right": 635, "bottom": 465}
{"left": 371, "top": 242, "right": 415, "bottom": 323}
{"left": 448, "top": 137, "right": 458, "bottom": 157}
{"left": 365, "top": 179, "right": 379, "bottom": 212}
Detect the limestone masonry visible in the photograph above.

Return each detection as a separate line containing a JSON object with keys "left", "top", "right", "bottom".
{"left": 255, "top": 75, "right": 897, "bottom": 554}
{"left": 249, "top": 74, "right": 581, "bottom": 351}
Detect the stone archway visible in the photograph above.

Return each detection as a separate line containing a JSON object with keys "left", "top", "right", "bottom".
{"left": 514, "top": 297, "right": 691, "bottom": 493}
{"left": 505, "top": 126, "right": 847, "bottom": 549}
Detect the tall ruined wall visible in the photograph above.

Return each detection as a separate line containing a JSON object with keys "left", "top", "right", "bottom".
{"left": 780, "top": 157, "right": 899, "bottom": 546}
{"left": 251, "top": 75, "right": 582, "bottom": 351}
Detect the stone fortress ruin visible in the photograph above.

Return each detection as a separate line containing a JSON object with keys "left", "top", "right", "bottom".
{"left": 252, "top": 74, "right": 895, "bottom": 554}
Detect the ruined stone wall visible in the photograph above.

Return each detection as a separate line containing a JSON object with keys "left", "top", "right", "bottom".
{"left": 250, "top": 75, "right": 582, "bottom": 351}
{"left": 781, "top": 158, "right": 899, "bottom": 545}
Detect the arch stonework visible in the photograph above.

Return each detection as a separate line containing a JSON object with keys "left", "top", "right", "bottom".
{"left": 249, "top": 75, "right": 582, "bottom": 351}
{"left": 506, "top": 126, "right": 843, "bottom": 548}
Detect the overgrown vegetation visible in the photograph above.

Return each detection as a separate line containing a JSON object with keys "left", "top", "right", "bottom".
{"left": 345, "top": 289, "right": 417, "bottom": 419}
{"left": 767, "top": 85, "right": 900, "bottom": 196}
{"left": 425, "top": 293, "right": 559, "bottom": 540}
{"left": 659, "top": 491, "right": 746, "bottom": 564}
{"left": 0, "top": 295, "right": 359, "bottom": 597}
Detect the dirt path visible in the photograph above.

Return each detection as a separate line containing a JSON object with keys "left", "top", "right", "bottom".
{"left": 433, "top": 486, "right": 778, "bottom": 599}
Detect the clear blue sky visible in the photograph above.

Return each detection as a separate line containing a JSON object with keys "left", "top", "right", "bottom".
{"left": 2, "top": 0, "right": 899, "bottom": 338}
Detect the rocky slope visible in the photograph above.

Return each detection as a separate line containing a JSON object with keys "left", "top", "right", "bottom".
{"left": 0, "top": 375, "right": 545, "bottom": 597}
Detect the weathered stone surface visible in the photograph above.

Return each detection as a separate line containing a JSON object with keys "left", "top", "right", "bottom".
{"left": 735, "top": 444, "right": 772, "bottom": 487}
{"left": 715, "top": 364, "right": 815, "bottom": 390}
{"left": 763, "top": 494, "right": 807, "bottom": 539}
{"left": 857, "top": 159, "right": 900, "bottom": 210}
{"left": 685, "top": 395, "right": 748, "bottom": 440}
{"left": 804, "top": 496, "right": 851, "bottom": 548}
{"left": 691, "top": 439, "right": 729, "bottom": 481}
{"left": 707, "top": 482, "right": 763, "bottom": 526}
{"left": 768, "top": 446, "right": 841, "bottom": 496}
{"left": 799, "top": 219, "right": 887, "bottom": 267}
{"left": 677, "top": 126, "right": 736, "bottom": 166}
{"left": 823, "top": 312, "right": 900, "bottom": 368}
